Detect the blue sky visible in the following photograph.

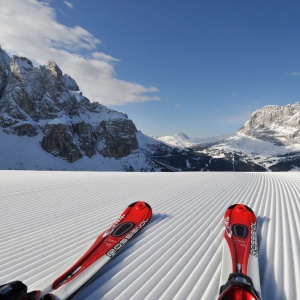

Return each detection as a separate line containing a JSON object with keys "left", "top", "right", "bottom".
{"left": 1, "top": 0, "right": 300, "bottom": 137}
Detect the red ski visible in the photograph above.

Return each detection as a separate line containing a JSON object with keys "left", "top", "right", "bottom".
{"left": 28, "top": 201, "right": 152, "bottom": 299}
{"left": 218, "top": 204, "right": 261, "bottom": 300}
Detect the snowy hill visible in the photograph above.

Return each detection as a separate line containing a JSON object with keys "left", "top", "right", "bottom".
{"left": 158, "top": 133, "right": 232, "bottom": 148}
{"left": 0, "top": 171, "right": 299, "bottom": 299}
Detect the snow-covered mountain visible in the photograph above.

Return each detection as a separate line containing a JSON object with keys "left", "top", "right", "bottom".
{"left": 239, "top": 102, "right": 300, "bottom": 146}
{"left": 205, "top": 103, "right": 300, "bottom": 171}
{"left": 158, "top": 103, "right": 300, "bottom": 171}
{"left": 158, "top": 132, "right": 231, "bottom": 148}
{"left": 0, "top": 46, "right": 166, "bottom": 171}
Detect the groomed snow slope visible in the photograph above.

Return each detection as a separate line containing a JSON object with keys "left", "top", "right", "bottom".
{"left": 0, "top": 171, "right": 299, "bottom": 300}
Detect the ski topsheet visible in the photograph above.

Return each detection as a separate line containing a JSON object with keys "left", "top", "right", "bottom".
{"left": 30, "top": 201, "right": 152, "bottom": 300}
{"left": 218, "top": 204, "right": 261, "bottom": 300}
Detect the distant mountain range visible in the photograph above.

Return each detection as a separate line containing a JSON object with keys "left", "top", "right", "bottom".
{"left": 1, "top": 46, "right": 299, "bottom": 171}
{"left": 159, "top": 102, "right": 300, "bottom": 171}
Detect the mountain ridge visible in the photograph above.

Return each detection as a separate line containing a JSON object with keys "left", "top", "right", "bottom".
{"left": 1, "top": 46, "right": 300, "bottom": 171}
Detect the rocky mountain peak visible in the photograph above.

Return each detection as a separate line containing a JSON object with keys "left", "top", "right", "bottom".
{"left": 10, "top": 55, "right": 35, "bottom": 83}
{"left": 239, "top": 102, "right": 300, "bottom": 145}
{"left": 0, "top": 47, "right": 141, "bottom": 164}
{"left": 47, "top": 59, "right": 62, "bottom": 78}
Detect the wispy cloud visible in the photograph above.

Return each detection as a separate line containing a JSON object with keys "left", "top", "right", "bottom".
{"left": 175, "top": 104, "right": 182, "bottom": 110}
{"left": 0, "top": 0, "right": 159, "bottom": 105}
{"left": 92, "top": 52, "right": 120, "bottom": 63}
{"left": 289, "top": 72, "right": 300, "bottom": 76}
{"left": 64, "top": 1, "right": 74, "bottom": 9}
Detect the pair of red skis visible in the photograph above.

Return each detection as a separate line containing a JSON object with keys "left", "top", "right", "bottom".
{"left": 1, "top": 202, "right": 261, "bottom": 299}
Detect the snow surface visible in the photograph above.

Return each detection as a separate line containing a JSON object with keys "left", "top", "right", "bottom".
{"left": 0, "top": 171, "right": 299, "bottom": 300}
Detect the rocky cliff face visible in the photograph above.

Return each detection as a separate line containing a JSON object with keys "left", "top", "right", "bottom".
{"left": 0, "top": 46, "right": 139, "bottom": 163}
{"left": 238, "top": 102, "right": 300, "bottom": 146}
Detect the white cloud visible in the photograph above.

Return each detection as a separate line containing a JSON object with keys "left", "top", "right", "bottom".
{"left": 64, "top": 1, "right": 73, "bottom": 9}
{"left": 0, "top": 0, "right": 159, "bottom": 105}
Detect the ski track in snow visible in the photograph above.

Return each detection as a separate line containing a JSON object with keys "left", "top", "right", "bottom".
{"left": 0, "top": 171, "right": 299, "bottom": 300}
